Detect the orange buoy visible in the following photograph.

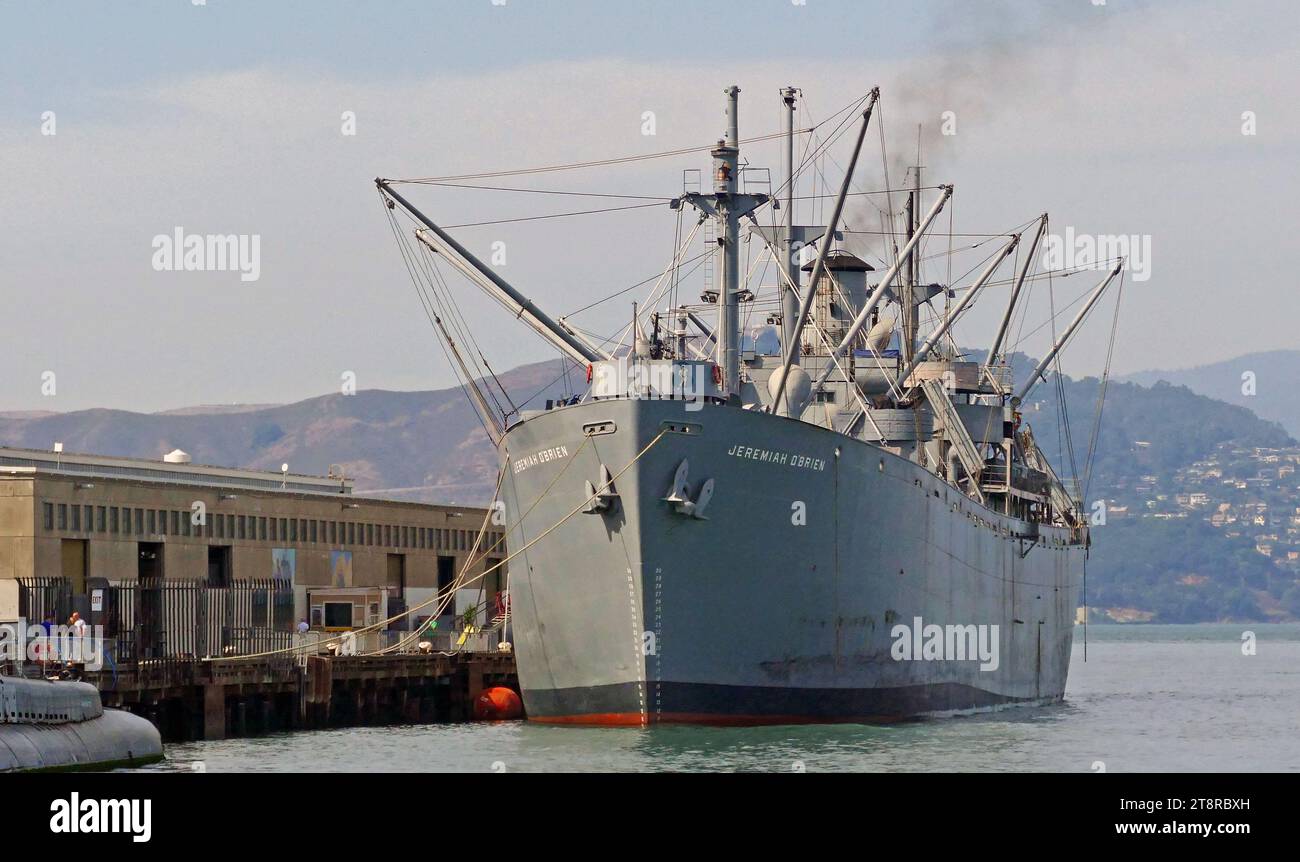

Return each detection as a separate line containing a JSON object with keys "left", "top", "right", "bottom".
{"left": 473, "top": 686, "right": 523, "bottom": 721}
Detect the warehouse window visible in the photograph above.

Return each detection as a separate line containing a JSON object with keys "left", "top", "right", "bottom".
{"left": 309, "top": 520, "right": 318, "bottom": 543}
{"left": 96, "top": 506, "right": 106, "bottom": 533}
{"left": 42, "top": 502, "right": 53, "bottom": 531}
{"left": 158, "top": 510, "right": 168, "bottom": 535}
{"left": 57, "top": 504, "right": 67, "bottom": 530}
{"left": 135, "top": 508, "right": 145, "bottom": 536}
{"left": 109, "top": 507, "right": 119, "bottom": 533}
{"left": 258, "top": 517, "right": 266, "bottom": 541}
{"left": 71, "top": 505, "right": 80, "bottom": 532}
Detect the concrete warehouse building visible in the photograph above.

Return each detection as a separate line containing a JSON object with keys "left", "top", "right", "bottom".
{"left": 0, "top": 446, "right": 506, "bottom": 654}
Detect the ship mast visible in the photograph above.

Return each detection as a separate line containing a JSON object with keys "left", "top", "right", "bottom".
{"left": 903, "top": 177, "right": 917, "bottom": 365}
{"left": 680, "top": 87, "right": 770, "bottom": 397}
{"left": 779, "top": 86, "right": 800, "bottom": 369}
{"left": 716, "top": 86, "right": 743, "bottom": 397}
{"left": 771, "top": 89, "right": 879, "bottom": 415}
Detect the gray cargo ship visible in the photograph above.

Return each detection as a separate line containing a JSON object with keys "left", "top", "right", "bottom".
{"left": 379, "top": 84, "right": 1120, "bottom": 725}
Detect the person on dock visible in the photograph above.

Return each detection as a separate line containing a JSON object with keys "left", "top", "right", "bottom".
{"left": 66, "top": 612, "right": 87, "bottom": 664}
{"left": 34, "top": 614, "right": 55, "bottom": 663}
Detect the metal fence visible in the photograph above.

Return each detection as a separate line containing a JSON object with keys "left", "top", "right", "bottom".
{"left": 16, "top": 576, "right": 73, "bottom": 631}
{"left": 17, "top": 576, "right": 293, "bottom": 661}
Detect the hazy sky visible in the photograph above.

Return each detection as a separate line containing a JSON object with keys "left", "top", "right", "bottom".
{"left": 2, "top": 0, "right": 1296, "bottom": 412}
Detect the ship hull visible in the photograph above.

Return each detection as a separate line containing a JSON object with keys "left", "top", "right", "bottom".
{"left": 501, "top": 397, "right": 1085, "bottom": 726}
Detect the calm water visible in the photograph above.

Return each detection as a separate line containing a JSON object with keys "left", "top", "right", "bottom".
{"left": 135, "top": 624, "right": 1300, "bottom": 773}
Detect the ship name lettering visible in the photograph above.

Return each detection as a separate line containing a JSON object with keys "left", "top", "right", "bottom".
{"left": 512, "top": 445, "right": 571, "bottom": 474}
{"left": 726, "top": 444, "right": 825, "bottom": 472}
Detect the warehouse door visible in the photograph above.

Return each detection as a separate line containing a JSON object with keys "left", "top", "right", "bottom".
{"left": 207, "top": 546, "right": 232, "bottom": 588}
{"left": 386, "top": 554, "right": 406, "bottom": 592}
{"left": 60, "top": 539, "right": 87, "bottom": 596}
{"left": 386, "top": 554, "right": 407, "bottom": 631}
{"left": 137, "top": 542, "right": 164, "bottom": 658}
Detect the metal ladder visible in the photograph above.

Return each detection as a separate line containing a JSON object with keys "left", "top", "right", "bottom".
{"left": 922, "top": 378, "right": 985, "bottom": 502}
{"left": 701, "top": 218, "right": 717, "bottom": 302}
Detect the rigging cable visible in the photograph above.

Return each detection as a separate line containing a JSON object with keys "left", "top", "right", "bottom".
{"left": 381, "top": 194, "right": 499, "bottom": 443}
{"left": 1081, "top": 269, "right": 1126, "bottom": 507}
{"left": 388, "top": 128, "right": 819, "bottom": 184}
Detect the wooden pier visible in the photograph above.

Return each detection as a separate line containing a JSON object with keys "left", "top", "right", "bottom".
{"left": 77, "top": 653, "right": 518, "bottom": 742}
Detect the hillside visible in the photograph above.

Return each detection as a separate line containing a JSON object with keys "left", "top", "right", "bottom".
{"left": 996, "top": 351, "right": 1296, "bottom": 623}
{"left": 4, "top": 353, "right": 1298, "bottom": 622}
{"left": 1123, "top": 349, "right": 1300, "bottom": 438}
{"left": 0, "top": 359, "right": 583, "bottom": 505}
